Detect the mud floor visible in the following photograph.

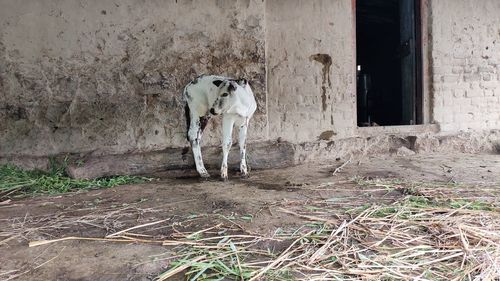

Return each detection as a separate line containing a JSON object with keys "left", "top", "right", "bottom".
{"left": 1, "top": 152, "right": 499, "bottom": 281}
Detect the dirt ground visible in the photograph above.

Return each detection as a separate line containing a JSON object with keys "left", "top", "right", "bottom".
{"left": 1, "top": 152, "right": 499, "bottom": 281}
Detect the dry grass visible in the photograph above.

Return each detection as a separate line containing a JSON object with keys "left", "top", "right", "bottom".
{"left": 0, "top": 200, "right": 168, "bottom": 248}
{"left": 151, "top": 179, "right": 500, "bottom": 280}
{"left": 13, "top": 179, "right": 500, "bottom": 280}
{"left": 147, "top": 198, "right": 500, "bottom": 280}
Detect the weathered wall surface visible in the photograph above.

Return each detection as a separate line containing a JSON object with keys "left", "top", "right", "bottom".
{"left": 431, "top": 0, "right": 500, "bottom": 132}
{"left": 1, "top": 0, "right": 499, "bottom": 173}
{"left": 0, "top": 0, "right": 267, "bottom": 157}
{"left": 266, "top": 0, "right": 356, "bottom": 143}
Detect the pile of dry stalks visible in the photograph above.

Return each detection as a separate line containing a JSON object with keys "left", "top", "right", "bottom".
{"left": 150, "top": 200, "right": 500, "bottom": 280}
{"left": 26, "top": 192, "right": 500, "bottom": 280}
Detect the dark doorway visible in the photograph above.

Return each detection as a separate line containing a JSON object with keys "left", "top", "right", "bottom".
{"left": 356, "top": 0, "right": 421, "bottom": 126}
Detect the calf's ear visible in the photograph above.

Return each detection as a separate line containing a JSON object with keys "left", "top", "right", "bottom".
{"left": 213, "top": 80, "right": 224, "bottom": 87}
{"left": 228, "top": 82, "right": 237, "bottom": 92}
{"left": 237, "top": 78, "right": 247, "bottom": 86}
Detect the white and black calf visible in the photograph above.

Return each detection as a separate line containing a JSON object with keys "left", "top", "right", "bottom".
{"left": 183, "top": 75, "right": 257, "bottom": 180}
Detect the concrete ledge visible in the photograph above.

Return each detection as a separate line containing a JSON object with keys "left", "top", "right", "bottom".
{"left": 0, "top": 156, "right": 51, "bottom": 171}
{"left": 356, "top": 124, "right": 440, "bottom": 137}
{"left": 66, "top": 141, "right": 295, "bottom": 179}
{"left": 1, "top": 130, "right": 498, "bottom": 179}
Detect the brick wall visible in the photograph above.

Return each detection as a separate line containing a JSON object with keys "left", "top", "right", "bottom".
{"left": 431, "top": 0, "right": 500, "bottom": 132}
{"left": 266, "top": 0, "right": 356, "bottom": 143}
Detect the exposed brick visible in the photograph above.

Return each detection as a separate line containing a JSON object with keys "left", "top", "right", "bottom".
{"left": 480, "top": 81, "right": 498, "bottom": 90}
{"left": 452, "top": 58, "right": 467, "bottom": 67}
{"left": 434, "top": 66, "right": 452, "bottom": 75}
{"left": 453, "top": 52, "right": 469, "bottom": 60}
{"left": 482, "top": 73, "right": 492, "bottom": 81}
{"left": 465, "top": 89, "right": 483, "bottom": 98}
{"left": 433, "top": 96, "right": 444, "bottom": 107}
{"left": 451, "top": 66, "right": 463, "bottom": 74}
{"left": 442, "top": 113, "right": 454, "bottom": 123}
{"left": 442, "top": 75, "right": 461, "bottom": 83}
{"left": 432, "top": 74, "right": 442, "bottom": 84}
{"left": 453, "top": 88, "right": 466, "bottom": 98}
{"left": 442, "top": 90, "right": 453, "bottom": 100}
{"left": 443, "top": 97, "right": 455, "bottom": 107}
{"left": 440, "top": 123, "right": 459, "bottom": 132}
{"left": 463, "top": 122, "right": 484, "bottom": 130}
{"left": 494, "top": 88, "right": 500, "bottom": 97}
{"left": 463, "top": 74, "right": 481, "bottom": 82}
{"left": 463, "top": 66, "right": 477, "bottom": 74}
{"left": 484, "top": 89, "right": 495, "bottom": 97}
{"left": 485, "top": 97, "right": 498, "bottom": 105}
{"left": 478, "top": 66, "right": 495, "bottom": 73}
{"left": 432, "top": 107, "right": 445, "bottom": 121}
{"left": 454, "top": 112, "right": 473, "bottom": 123}
{"left": 471, "top": 97, "right": 484, "bottom": 107}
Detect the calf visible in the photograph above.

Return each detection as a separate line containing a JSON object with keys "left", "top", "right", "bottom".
{"left": 183, "top": 75, "right": 257, "bottom": 180}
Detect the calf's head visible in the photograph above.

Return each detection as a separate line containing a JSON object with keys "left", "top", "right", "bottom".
{"left": 210, "top": 79, "right": 244, "bottom": 115}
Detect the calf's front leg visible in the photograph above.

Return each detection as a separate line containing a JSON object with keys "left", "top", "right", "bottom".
{"left": 220, "top": 115, "right": 235, "bottom": 181}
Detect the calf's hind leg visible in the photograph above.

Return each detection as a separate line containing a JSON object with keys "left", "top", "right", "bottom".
{"left": 188, "top": 116, "right": 210, "bottom": 178}
{"left": 237, "top": 117, "right": 249, "bottom": 178}
{"left": 220, "top": 115, "right": 235, "bottom": 181}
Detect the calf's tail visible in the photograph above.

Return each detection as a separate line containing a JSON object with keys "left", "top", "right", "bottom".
{"left": 184, "top": 104, "right": 191, "bottom": 142}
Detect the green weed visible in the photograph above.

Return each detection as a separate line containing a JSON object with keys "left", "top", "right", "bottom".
{"left": 0, "top": 164, "right": 151, "bottom": 199}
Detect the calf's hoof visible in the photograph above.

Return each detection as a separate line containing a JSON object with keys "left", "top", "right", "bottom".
{"left": 240, "top": 173, "right": 249, "bottom": 179}
{"left": 220, "top": 172, "right": 228, "bottom": 181}
{"left": 220, "top": 167, "right": 228, "bottom": 181}
{"left": 199, "top": 170, "right": 210, "bottom": 179}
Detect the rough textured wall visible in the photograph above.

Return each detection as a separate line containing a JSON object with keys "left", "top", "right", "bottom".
{"left": 0, "top": 0, "right": 266, "bottom": 157}
{"left": 2, "top": 0, "right": 500, "bottom": 165}
{"left": 265, "top": 0, "right": 356, "bottom": 143}
{"left": 431, "top": 0, "right": 500, "bottom": 132}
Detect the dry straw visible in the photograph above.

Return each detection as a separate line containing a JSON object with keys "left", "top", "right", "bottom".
{"left": 19, "top": 180, "right": 500, "bottom": 280}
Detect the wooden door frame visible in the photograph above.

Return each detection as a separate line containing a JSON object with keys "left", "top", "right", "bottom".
{"left": 352, "top": 0, "right": 431, "bottom": 126}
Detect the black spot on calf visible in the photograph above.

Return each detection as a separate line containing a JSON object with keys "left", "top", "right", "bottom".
{"left": 213, "top": 80, "right": 224, "bottom": 87}
{"left": 184, "top": 105, "right": 191, "bottom": 141}
{"left": 199, "top": 116, "right": 211, "bottom": 132}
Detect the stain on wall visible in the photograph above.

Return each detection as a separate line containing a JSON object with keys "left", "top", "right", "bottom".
{"left": 310, "top": 53, "right": 333, "bottom": 111}
{"left": 310, "top": 53, "right": 332, "bottom": 87}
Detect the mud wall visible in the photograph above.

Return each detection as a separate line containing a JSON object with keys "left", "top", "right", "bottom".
{"left": 0, "top": 0, "right": 266, "bottom": 157}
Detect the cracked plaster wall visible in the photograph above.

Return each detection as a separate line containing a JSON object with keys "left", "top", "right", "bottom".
{"left": 0, "top": 0, "right": 266, "bottom": 157}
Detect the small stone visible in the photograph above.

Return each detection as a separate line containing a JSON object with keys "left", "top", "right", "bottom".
{"left": 396, "top": 147, "right": 416, "bottom": 157}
